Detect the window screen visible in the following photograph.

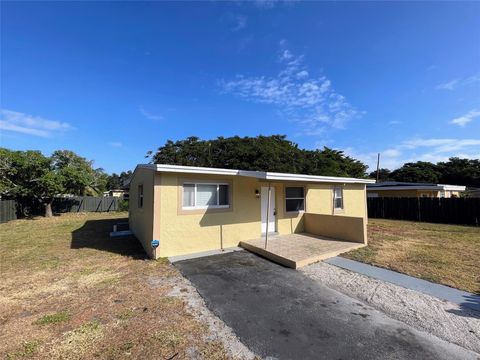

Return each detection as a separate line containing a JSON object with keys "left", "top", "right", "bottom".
{"left": 285, "top": 186, "right": 305, "bottom": 212}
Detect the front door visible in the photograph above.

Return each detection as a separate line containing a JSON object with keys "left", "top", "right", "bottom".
{"left": 261, "top": 186, "right": 276, "bottom": 234}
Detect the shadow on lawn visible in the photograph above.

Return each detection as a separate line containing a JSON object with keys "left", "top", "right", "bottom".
{"left": 71, "top": 217, "right": 147, "bottom": 259}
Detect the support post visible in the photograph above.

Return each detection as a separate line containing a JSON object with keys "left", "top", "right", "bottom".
{"left": 264, "top": 183, "right": 271, "bottom": 249}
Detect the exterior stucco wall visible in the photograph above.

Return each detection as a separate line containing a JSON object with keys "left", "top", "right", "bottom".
{"left": 159, "top": 173, "right": 262, "bottom": 257}
{"left": 306, "top": 183, "right": 366, "bottom": 218}
{"left": 129, "top": 168, "right": 155, "bottom": 258}
{"left": 304, "top": 213, "right": 367, "bottom": 244}
{"left": 154, "top": 176, "right": 367, "bottom": 258}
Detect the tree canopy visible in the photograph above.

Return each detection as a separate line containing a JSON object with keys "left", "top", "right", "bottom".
{"left": 0, "top": 148, "right": 109, "bottom": 216}
{"left": 150, "top": 135, "right": 368, "bottom": 178}
{"left": 368, "top": 158, "right": 480, "bottom": 187}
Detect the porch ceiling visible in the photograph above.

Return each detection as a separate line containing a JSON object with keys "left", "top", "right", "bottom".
{"left": 240, "top": 233, "right": 365, "bottom": 269}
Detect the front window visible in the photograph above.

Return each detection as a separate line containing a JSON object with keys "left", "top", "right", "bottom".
{"left": 333, "top": 186, "right": 343, "bottom": 210}
{"left": 285, "top": 186, "right": 305, "bottom": 212}
{"left": 182, "top": 183, "right": 230, "bottom": 209}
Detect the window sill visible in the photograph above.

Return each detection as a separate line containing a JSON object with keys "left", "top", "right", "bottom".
{"left": 182, "top": 205, "right": 230, "bottom": 210}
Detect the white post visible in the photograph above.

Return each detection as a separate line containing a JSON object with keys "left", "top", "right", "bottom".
{"left": 265, "top": 183, "right": 271, "bottom": 249}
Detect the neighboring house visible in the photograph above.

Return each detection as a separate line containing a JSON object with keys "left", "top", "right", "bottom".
{"left": 465, "top": 187, "right": 480, "bottom": 198}
{"left": 367, "top": 181, "right": 466, "bottom": 198}
{"left": 128, "top": 164, "right": 374, "bottom": 259}
{"left": 103, "top": 189, "right": 127, "bottom": 198}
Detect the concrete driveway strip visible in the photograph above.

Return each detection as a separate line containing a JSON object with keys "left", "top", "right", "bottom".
{"left": 175, "top": 251, "right": 478, "bottom": 360}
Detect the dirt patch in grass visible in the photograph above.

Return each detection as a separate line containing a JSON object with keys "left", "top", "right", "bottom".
{"left": 342, "top": 219, "right": 480, "bottom": 293}
{"left": 0, "top": 212, "right": 254, "bottom": 359}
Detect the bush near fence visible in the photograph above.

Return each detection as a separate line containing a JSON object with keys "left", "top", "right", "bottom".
{"left": 367, "top": 197, "right": 479, "bottom": 226}
{"left": 0, "top": 196, "right": 125, "bottom": 224}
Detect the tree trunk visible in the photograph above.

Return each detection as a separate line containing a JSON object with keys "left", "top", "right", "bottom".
{"left": 44, "top": 201, "right": 53, "bottom": 217}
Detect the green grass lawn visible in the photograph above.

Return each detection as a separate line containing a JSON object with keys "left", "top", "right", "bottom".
{"left": 342, "top": 219, "right": 480, "bottom": 294}
{"left": 0, "top": 212, "right": 231, "bottom": 359}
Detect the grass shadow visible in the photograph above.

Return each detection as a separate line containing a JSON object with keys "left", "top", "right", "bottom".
{"left": 71, "top": 217, "right": 147, "bottom": 259}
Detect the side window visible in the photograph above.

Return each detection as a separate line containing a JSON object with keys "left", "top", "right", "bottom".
{"left": 138, "top": 184, "right": 144, "bottom": 208}
{"left": 333, "top": 185, "right": 343, "bottom": 210}
{"left": 285, "top": 186, "right": 305, "bottom": 212}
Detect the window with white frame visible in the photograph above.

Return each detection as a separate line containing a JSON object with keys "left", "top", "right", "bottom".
{"left": 333, "top": 185, "right": 343, "bottom": 210}
{"left": 182, "top": 182, "right": 230, "bottom": 209}
{"left": 285, "top": 186, "right": 305, "bottom": 212}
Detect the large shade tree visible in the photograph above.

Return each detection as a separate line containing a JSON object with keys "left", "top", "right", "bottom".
{"left": 0, "top": 148, "right": 104, "bottom": 217}
{"left": 149, "top": 135, "right": 368, "bottom": 178}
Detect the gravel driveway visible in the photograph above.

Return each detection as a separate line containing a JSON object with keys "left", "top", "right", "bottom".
{"left": 175, "top": 251, "right": 478, "bottom": 360}
{"left": 301, "top": 261, "right": 480, "bottom": 354}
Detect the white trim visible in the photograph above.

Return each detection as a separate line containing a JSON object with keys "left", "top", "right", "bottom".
{"left": 139, "top": 164, "right": 239, "bottom": 176}
{"left": 367, "top": 185, "right": 466, "bottom": 191}
{"left": 134, "top": 164, "right": 375, "bottom": 184}
{"left": 263, "top": 172, "right": 375, "bottom": 184}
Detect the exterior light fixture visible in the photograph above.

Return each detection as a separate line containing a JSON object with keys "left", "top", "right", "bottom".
{"left": 255, "top": 189, "right": 260, "bottom": 198}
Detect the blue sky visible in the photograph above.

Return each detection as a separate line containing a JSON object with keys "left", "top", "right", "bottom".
{"left": 1, "top": 1, "right": 479, "bottom": 174}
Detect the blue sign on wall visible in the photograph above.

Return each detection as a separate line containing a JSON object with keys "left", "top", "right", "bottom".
{"left": 151, "top": 240, "right": 160, "bottom": 248}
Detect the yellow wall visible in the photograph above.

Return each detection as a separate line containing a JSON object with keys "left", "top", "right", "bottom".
{"left": 306, "top": 183, "right": 366, "bottom": 218}
{"left": 304, "top": 213, "right": 366, "bottom": 244}
{"left": 129, "top": 168, "right": 155, "bottom": 258}
{"left": 155, "top": 174, "right": 367, "bottom": 258}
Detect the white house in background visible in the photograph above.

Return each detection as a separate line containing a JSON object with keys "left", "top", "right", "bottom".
{"left": 367, "top": 181, "right": 466, "bottom": 198}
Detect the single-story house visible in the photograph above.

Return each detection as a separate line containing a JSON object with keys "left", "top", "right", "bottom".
{"left": 367, "top": 181, "right": 466, "bottom": 198}
{"left": 129, "top": 164, "right": 375, "bottom": 259}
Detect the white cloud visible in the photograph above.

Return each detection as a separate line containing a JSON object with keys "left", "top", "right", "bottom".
{"left": 449, "top": 109, "right": 480, "bottom": 127}
{"left": 139, "top": 106, "right": 163, "bottom": 121}
{"left": 436, "top": 72, "right": 480, "bottom": 91}
{"left": 108, "top": 141, "right": 122, "bottom": 148}
{"left": 0, "top": 109, "right": 73, "bottom": 138}
{"left": 219, "top": 49, "right": 362, "bottom": 134}
{"left": 388, "top": 120, "right": 402, "bottom": 125}
{"left": 347, "top": 137, "right": 480, "bottom": 171}
{"left": 232, "top": 15, "right": 247, "bottom": 31}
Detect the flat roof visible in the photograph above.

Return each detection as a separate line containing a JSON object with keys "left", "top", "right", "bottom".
{"left": 367, "top": 182, "right": 466, "bottom": 191}
{"left": 136, "top": 164, "right": 375, "bottom": 184}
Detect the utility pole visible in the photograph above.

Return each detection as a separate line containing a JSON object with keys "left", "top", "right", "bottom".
{"left": 376, "top": 153, "right": 381, "bottom": 183}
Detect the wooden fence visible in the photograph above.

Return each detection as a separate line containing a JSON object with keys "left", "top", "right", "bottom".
{"left": 0, "top": 200, "right": 17, "bottom": 224}
{"left": 367, "top": 197, "right": 479, "bottom": 226}
{"left": 0, "top": 196, "right": 122, "bottom": 224}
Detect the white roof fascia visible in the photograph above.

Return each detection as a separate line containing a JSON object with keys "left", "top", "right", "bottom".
{"left": 368, "top": 185, "right": 466, "bottom": 191}
{"left": 136, "top": 164, "right": 374, "bottom": 184}
{"left": 264, "top": 172, "right": 375, "bottom": 184}
{"left": 144, "top": 164, "right": 239, "bottom": 176}
{"left": 439, "top": 184, "right": 466, "bottom": 191}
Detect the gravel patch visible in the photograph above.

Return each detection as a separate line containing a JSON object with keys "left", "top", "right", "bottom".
{"left": 301, "top": 261, "right": 480, "bottom": 354}
{"left": 168, "top": 275, "right": 257, "bottom": 360}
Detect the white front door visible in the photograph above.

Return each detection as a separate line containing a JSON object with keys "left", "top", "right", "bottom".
{"left": 261, "top": 186, "right": 276, "bottom": 234}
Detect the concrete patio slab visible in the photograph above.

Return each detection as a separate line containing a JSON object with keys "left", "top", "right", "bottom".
{"left": 240, "top": 233, "right": 365, "bottom": 268}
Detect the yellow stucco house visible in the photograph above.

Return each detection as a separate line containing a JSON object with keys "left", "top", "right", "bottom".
{"left": 367, "top": 182, "right": 466, "bottom": 198}
{"left": 129, "top": 164, "right": 375, "bottom": 259}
